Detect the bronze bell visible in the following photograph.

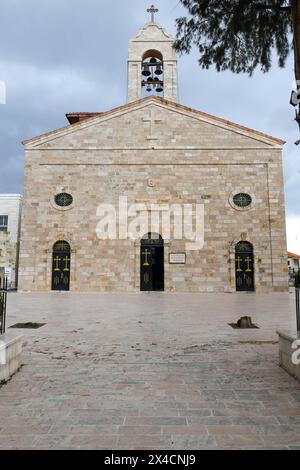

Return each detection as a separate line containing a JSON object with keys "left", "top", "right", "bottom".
{"left": 150, "top": 57, "right": 157, "bottom": 64}
{"left": 156, "top": 85, "right": 163, "bottom": 93}
{"left": 142, "top": 66, "right": 151, "bottom": 77}
{"left": 146, "top": 85, "right": 152, "bottom": 92}
{"left": 155, "top": 65, "right": 163, "bottom": 75}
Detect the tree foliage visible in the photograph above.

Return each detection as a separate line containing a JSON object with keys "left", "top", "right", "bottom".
{"left": 174, "top": 0, "right": 293, "bottom": 75}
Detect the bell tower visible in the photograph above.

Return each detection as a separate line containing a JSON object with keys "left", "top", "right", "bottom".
{"left": 127, "top": 5, "right": 178, "bottom": 103}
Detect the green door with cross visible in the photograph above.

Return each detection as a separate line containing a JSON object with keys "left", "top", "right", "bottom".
{"left": 140, "top": 234, "right": 164, "bottom": 291}
{"left": 52, "top": 241, "right": 71, "bottom": 291}
{"left": 235, "top": 241, "right": 255, "bottom": 292}
{"left": 140, "top": 246, "right": 154, "bottom": 291}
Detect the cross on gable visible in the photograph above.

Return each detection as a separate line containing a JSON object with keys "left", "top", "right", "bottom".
{"left": 147, "top": 5, "right": 158, "bottom": 23}
{"left": 142, "top": 108, "right": 163, "bottom": 140}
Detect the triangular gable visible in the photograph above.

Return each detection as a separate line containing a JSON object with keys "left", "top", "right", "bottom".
{"left": 22, "top": 96, "right": 285, "bottom": 148}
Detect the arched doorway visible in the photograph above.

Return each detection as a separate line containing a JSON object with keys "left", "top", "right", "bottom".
{"left": 140, "top": 233, "right": 164, "bottom": 291}
{"left": 235, "top": 241, "right": 255, "bottom": 292}
{"left": 51, "top": 241, "right": 71, "bottom": 291}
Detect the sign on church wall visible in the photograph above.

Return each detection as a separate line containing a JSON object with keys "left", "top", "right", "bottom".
{"left": 169, "top": 253, "right": 186, "bottom": 265}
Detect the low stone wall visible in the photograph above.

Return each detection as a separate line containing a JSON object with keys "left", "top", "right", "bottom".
{"left": 277, "top": 330, "right": 300, "bottom": 383}
{"left": 0, "top": 332, "right": 24, "bottom": 382}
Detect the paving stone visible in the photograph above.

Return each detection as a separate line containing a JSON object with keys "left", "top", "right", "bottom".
{"left": 230, "top": 417, "right": 279, "bottom": 426}
{"left": 170, "top": 435, "right": 216, "bottom": 449}
{"left": 70, "top": 435, "right": 118, "bottom": 449}
{"left": 117, "top": 435, "right": 172, "bottom": 449}
{"left": 125, "top": 417, "right": 187, "bottom": 426}
{"left": 187, "top": 416, "right": 234, "bottom": 425}
{"left": 276, "top": 416, "right": 300, "bottom": 424}
{"left": 0, "top": 292, "right": 298, "bottom": 449}
{"left": 66, "top": 416, "right": 125, "bottom": 426}
{"left": 48, "top": 425, "right": 119, "bottom": 435}
{"left": 207, "top": 426, "right": 265, "bottom": 447}
{"left": 179, "top": 409, "right": 212, "bottom": 417}
{"left": 117, "top": 426, "right": 162, "bottom": 436}
{"left": 162, "top": 425, "right": 208, "bottom": 436}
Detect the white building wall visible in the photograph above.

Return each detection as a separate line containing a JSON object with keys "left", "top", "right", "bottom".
{"left": 0, "top": 194, "right": 22, "bottom": 288}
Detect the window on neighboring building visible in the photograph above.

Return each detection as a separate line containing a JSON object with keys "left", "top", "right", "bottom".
{"left": 0, "top": 215, "right": 8, "bottom": 231}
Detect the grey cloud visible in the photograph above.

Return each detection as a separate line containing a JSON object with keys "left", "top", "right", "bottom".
{"left": 0, "top": 0, "right": 299, "bottom": 219}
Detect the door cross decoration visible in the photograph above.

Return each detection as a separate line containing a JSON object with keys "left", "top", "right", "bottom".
{"left": 235, "top": 241, "right": 254, "bottom": 292}
{"left": 52, "top": 241, "right": 71, "bottom": 291}
{"left": 140, "top": 234, "right": 164, "bottom": 291}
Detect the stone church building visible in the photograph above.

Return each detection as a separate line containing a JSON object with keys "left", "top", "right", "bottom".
{"left": 18, "top": 12, "right": 288, "bottom": 293}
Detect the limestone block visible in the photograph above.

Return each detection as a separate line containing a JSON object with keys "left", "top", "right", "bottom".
{"left": 277, "top": 330, "right": 300, "bottom": 383}
{"left": 0, "top": 331, "right": 24, "bottom": 382}
{"left": 18, "top": 101, "right": 287, "bottom": 293}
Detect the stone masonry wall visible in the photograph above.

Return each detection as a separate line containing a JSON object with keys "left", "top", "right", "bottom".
{"left": 18, "top": 102, "right": 288, "bottom": 292}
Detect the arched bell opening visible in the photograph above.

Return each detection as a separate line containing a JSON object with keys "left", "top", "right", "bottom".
{"left": 51, "top": 241, "right": 71, "bottom": 291}
{"left": 235, "top": 241, "right": 255, "bottom": 292}
{"left": 141, "top": 50, "right": 164, "bottom": 97}
{"left": 140, "top": 233, "right": 164, "bottom": 291}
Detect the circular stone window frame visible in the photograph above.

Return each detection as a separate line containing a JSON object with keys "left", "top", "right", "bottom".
{"left": 229, "top": 191, "right": 255, "bottom": 212}
{"left": 50, "top": 191, "right": 75, "bottom": 212}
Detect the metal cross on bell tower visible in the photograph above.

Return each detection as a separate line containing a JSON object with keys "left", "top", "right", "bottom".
{"left": 127, "top": 5, "right": 178, "bottom": 103}
{"left": 147, "top": 5, "right": 158, "bottom": 23}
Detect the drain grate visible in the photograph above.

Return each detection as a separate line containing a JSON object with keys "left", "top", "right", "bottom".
{"left": 10, "top": 322, "right": 46, "bottom": 329}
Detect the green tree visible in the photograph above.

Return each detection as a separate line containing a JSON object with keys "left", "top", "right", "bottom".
{"left": 174, "top": 0, "right": 300, "bottom": 135}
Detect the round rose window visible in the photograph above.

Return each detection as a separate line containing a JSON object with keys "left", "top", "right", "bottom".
{"left": 233, "top": 193, "right": 252, "bottom": 208}
{"left": 54, "top": 193, "right": 73, "bottom": 207}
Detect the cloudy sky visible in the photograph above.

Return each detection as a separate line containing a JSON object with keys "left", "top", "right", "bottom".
{"left": 0, "top": 0, "right": 299, "bottom": 251}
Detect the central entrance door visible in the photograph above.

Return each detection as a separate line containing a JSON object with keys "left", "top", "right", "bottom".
{"left": 52, "top": 241, "right": 71, "bottom": 291}
{"left": 235, "top": 241, "right": 255, "bottom": 292}
{"left": 140, "top": 233, "right": 164, "bottom": 291}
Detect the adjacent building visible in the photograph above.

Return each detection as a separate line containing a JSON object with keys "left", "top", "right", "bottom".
{"left": 0, "top": 194, "right": 22, "bottom": 289}
{"left": 288, "top": 251, "right": 300, "bottom": 272}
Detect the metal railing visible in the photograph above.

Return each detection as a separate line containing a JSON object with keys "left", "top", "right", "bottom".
{"left": 289, "top": 269, "right": 299, "bottom": 287}
{"left": 0, "top": 277, "right": 7, "bottom": 335}
{"left": 295, "top": 273, "right": 300, "bottom": 334}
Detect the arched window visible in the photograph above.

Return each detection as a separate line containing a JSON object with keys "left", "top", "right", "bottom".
{"left": 141, "top": 50, "right": 164, "bottom": 97}
{"left": 53, "top": 241, "right": 71, "bottom": 253}
{"left": 141, "top": 232, "right": 163, "bottom": 243}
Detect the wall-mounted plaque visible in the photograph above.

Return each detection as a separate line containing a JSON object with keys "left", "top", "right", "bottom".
{"left": 169, "top": 253, "right": 186, "bottom": 264}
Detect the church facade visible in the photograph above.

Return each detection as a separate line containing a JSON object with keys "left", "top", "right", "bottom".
{"left": 18, "top": 16, "right": 288, "bottom": 293}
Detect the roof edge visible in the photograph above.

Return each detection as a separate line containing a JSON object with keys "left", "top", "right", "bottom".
{"left": 288, "top": 251, "right": 300, "bottom": 259}
{"left": 22, "top": 96, "right": 285, "bottom": 147}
